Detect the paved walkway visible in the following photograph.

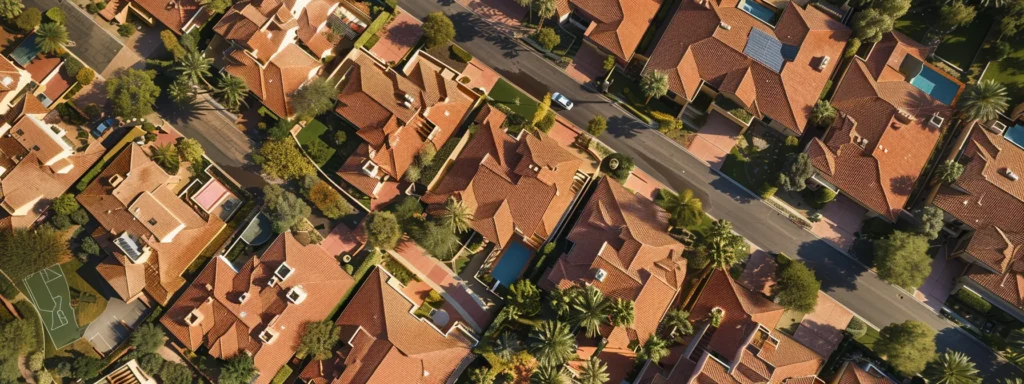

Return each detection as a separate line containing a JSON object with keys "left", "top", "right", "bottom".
{"left": 808, "top": 195, "right": 866, "bottom": 253}
{"left": 739, "top": 246, "right": 777, "bottom": 297}
{"left": 369, "top": 11, "right": 423, "bottom": 63}
{"left": 624, "top": 167, "right": 667, "bottom": 201}
{"left": 321, "top": 221, "right": 364, "bottom": 257}
{"left": 687, "top": 112, "right": 741, "bottom": 170}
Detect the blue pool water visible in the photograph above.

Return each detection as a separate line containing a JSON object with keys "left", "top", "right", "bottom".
{"left": 909, "top": 66, "right": 959, "bottom": 105}
{"left": 490, "top": 242, "right": 533, "bottom": 288}
{"left": 1005, "top": 124, "right": 1024, "bottom": 150}
{"left": 740, "top": 0, "right": 778, "bottom": 25}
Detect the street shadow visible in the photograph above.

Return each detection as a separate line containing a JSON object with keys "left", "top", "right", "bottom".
{"left": 934, "top": 327, "right": 1019, "bottom": 383}
{"left": 605, "top": 114, "right": 645, "bottom": 139}
{"left": 797, "top": 240, "right": 861, "bottom": 292}
{"left": 449, "top": 11, "right": 525, "bottom": 59}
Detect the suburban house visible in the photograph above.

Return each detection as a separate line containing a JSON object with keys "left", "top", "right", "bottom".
{"left": 556, "top": 0, "right": 663, "bottom": 65}
{"left": 643, "top": 0, "right": 850, "bottom": 136}
{"left": 20, "top": 55, "right": 75, "bottom": 108}
{"left": 0, "top": 96, "right": 104, "bottom": 228}
{"left": 212, "top": 0, "right": 361, "bottom": 118}
{"left": 421, "top": 105, "right": 588, "bottom": 250}
{"left": 101, "top": 0, "right": 211, "bottom": 35}
{"left": 297, "top": 268, "right": 478, "bottom": 384}
{"left": 162, "top": 232, "right": 352, "bottom": 384}
{"left": 931, "top": 121, "right": 1024, "bottom": 321}
{"left": 333, "top": 50, "right": 476, "bottom": 200}
{"left": 829, "top": 361, "right": 894, "bottom": 384}
{"left": 77, "top": 145, "right": 231, "bottom": 305}
{"left": 806, "top": 31, "right": 960, "bottom": 222}
{"left": 543, "top": 177, "right": 687, "bottom": 383}
{"left": 641, "top": 270, "right": 825, "bottom": 384}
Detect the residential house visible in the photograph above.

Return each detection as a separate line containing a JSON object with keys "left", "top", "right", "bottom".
{"left": 162, "top": 232, "right": 352, "bottom": 384}
{"left": 297, "top": 268, "right": 477, "bottom": 384}
{"left": 643, "top": 0, "right": 850, "bottom": 136}
{"left": 78, "top": 145, "right": 229, "bottom": 304}
{"left": 333, "top": 51, "right": 475, "bottom": 199}
{"left": 931, "top": 121, "right": 1024, "bottom": 321}
{"left": 829, "top": 361, "right": 894, "bottom": 384}
{"left": 421, "top": 105, "right": 588, "bottom": 250}
{"left": 102, "top": 0, "right": 211, "bottom": 35}
{"left": 0, "top": 96, "right": 104, "bottom": 228}
{"left": 642, "top": 270, "right": 825, "bottom": 383}
{"left": 557, "top": 0, "right": 663, "bottom": 65}
{"left": 543, "top": 177, "right": 687, "bottom": 383}
{"left": 807, "top": 32, "right": 960, "bottom": 222}
{"left": 0, "top": 55, "right": 33, "bottom": 116}
{"left": 21, "top": 55, "right": 74, "bottom": 108}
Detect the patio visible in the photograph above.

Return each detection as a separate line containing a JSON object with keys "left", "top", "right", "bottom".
{"left": 687, "top": 111, "right": 743, "bottom": 169}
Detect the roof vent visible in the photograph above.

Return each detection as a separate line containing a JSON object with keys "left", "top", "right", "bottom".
{"left": 594, "top": 268, "right": 608, "bottom": 282}
{"left": 895, "top": 109, "right": 913, "bottom": 124}
{"left": 928, "top": 113, "right": 945, "bottom": 129}
{"left": 361, "top": 160, "right": 379, "bottom": 178}
{"left": 286, "top": 286, "right": 307, "bottom": 304}
{"left": 274, "top": 262, "right": 294, "bottom": 281}
{"left": 817, "top": 56, "right": 830, "bottom": 72}
{"left": 184, "top": 309, "right": 203, "bottom": 326}
{"left": 990, "top": 121, "right": 1007, "bottom": 134}
{"left": 259, "top": 328, "right": 278, "bottom": 344}
{"left": 1, "top": 77, "right": 12, "bottom": 87}
{"left": 719, "top": 22, "right": 731, "bottom": 30}
{"left": 267, "top": 276, "right": 279, "bottom": 287}
{"left": 1004, "top": 168, "right": 1019, "bottom": 182}
{"left": 404, "top": 93, "right": 415, "bottom": 103}
{"left": 108, "top": 174, "right": 124, "bottom": 187}
{"left": 237, "top": 292, "right": 250, "bottom": 304}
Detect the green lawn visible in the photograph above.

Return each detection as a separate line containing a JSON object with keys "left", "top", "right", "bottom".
{"left": 488, "top": 79, "right": 539, "bottom": 118}
{"left": 982, "top": 33, "right": 1024, "bottom": 107}
{"left": 296, "top": 119, "right": 336, "bottom": 167}
{"left": 607, "top": 71, "right": 683, "bottom": 122}
{"left": 719, "top": 134, "right": 795, "bottom": 193}
{"left": 60, "top": 260, "right": 107, "bottom": 327}
{"left": 854, "top": 325, "right": 881, "bottom": 351}
{"left": 895, "top": 10, "right": 992, "bottom": 71}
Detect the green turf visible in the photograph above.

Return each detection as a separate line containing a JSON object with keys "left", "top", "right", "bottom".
{"left": 981, "top": 33, "right": 1024, "bottom": 108}
{"left": 488, "top": 79, "right": 539, "bottom": 118}
{"left": 23, "top": 265, "right": 81, "bottom": 348}
{"left": 895, "top": 11, "right": 991, "bottom": 71}
{"left": 854, "top": 325, "right": 881, "bottom": 351}
{"left": 296, "top": 119, "right": 336, "bottom": 167}
{"left": 60, "top": 260, "right": 106, "bottom": 327}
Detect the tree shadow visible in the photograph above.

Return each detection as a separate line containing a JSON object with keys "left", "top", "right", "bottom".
{"left": 796, "top": 240, "right": 861, "bottom": 293}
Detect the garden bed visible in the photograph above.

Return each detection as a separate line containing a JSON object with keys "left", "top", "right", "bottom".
{"left": 606, "top": 70, "right": 682, "bottom": 123}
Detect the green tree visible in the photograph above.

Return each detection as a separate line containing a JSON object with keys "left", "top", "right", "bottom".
{"left": 779, "top": 152, "right": 814, "bottom": 192}
{"left": 13, "top": 7, "right": 39, "bottom": 33}
{"left": 307, "top": 181, "right": 355, "bottom": 219}
{"left": 366, "top": 211, "right": 402, "bottom": 250}
{"left": 549, "top": 286, "right": 578, "bottom": 319}
{"left": 934, "top": 159, "right": 965, "bottom": 185}
{"left": 638, "top": 334, "right": 670, "bottom": 363}
{"left": 129, "top": 323, "right": 166, "bottom": 354}
{"left": 107, "top": 69, "right": 161, "bottom": 119}
{"left": 412, "top": 220, "right": 460, "bottom": 260}
{"left": 578, "top": 357, "right": 610, "bottom": 384}
{"left": 150, "top": 143, "right": 180, "bottom": 172}
{"left": 772, "top": 260, "right": 820, "bottom": 313}
{"left": 603, "top": 55, "right": 616, "bottom": 72}
{"left": 160, "top": 29, "right": 186, "bottom": 61}
{"left": 492, "top": 331, "right": 522, "bottom": 362}
{"left": 508, "top": 280, "right": 541, "bottom": 317}
{"left": 160, "top": 363, "right": 194, "bottom": 384}
{"left": 72, "top": 356, "right": 106, "bottom": 380}
{"left": 662, "top": 309, "right": 693, "bottom": 338}
{"left": 176, "top": 137, "right": 204, "bottom": 163}
{"left": 44, "top": 6, "right": 61, "bottom": 24}
{"left": 535, "top": 0, "right": 557, "bottom": 30}
{"left": 843, "top": 38, "right": 862, "bottom": 59}
{"left": 469, "top": 367, "right": 495, "bottom": 384}
{"left": 117, "top": 22, "right": 135, "bottom": 37}
{"left": 533, "top": 93, "right": 552, "bottom": 128}
{"left": 423, "top": 12, "right": 455, "bottom": 48}
{"left": 216, "top": 74, "right": 249, "bottom": 111}
{"left": 692, "top": 220, "right": 747, "bottom": 278}
{"left": 219, "top": 354, "right": 257, "bottom": 384}
{"left": 535, "top": 27, "right": 560, "bottom": 51}
{"left": 528, "top": 320, "right": 575, "bottom": 367}
{"left": 304, "top": 140, "right": 333, "bottom": 165}
{"left": 0, "top": 0, "right": 23, "bottom": 20}
{"left": 199, "top": 0, "right": 232, "bottom": 14}
{"left": 608, "top": 298, "right": 634, "bottom": 327}
{"left": 923, "top": 350, "right": 980, "bottom": 384}
{"left": 1008, "top": 328, "right": 1024, "bottom": 364}
{"left": 875, "top": 320, "right": 936, "bottom": 376}
{"left": 531, "top": 365, "right": 569, "bottom": 384}
{"left": 939, "top": 1, "right": 977, "bottom": 30}
{"left": 255, "top": 139, "right": 316, "bottom": 180}
{"left": 0, "top": 227, "right": 69, "bottom": 280}
{"left": 588, "top": 115, "right": 607, "bottom": 136}
{"left": 439, "top": 198, "right": 472, "bottom": 234}
{"left": 572, "top": 285, "right": 610, "bottom": 337}
{"left": 76, "top": 67, "right": 95, "bottom": 85}
{"left": 291, "top": 77, "right": 337, "bottom": 119}
{"left": 875, "top": 231, "right": 932, "bottom": 289}
{"left": 957, "top": 80, "right": 1009, "bottom": 122}
{"left": 810, "top": 100, "right": 837, "bottom": 128}
{"left": 81, "top": 236, "right": 100, "bottom": 256}
{"left": 263, "top": 184, "right": 311, "bottom": 233}
{"left": 655, "top": 188, "right": 704, "bottom": 229}
{"left": 917, "top": 206, "right": 944, "bottom": 240}
{"left": 851, "top": 9, "right": 893, "bottom": 43}
{"left": 296, "top": 320, "right": 340, "bottom": 360}
{"left": 176, "top": 50, "right": 213, "bottom": 88}
{"left": 640, "top": 70, "right": 669, "bottom": 104}
{"left": 51, "top": 193, "right": 79, "bottom": 216}
{"left": 35, "top": 22, "right": 67, "bottom": 54}
{"left": 168, "top": 78, "right": 196, "bottom": 108}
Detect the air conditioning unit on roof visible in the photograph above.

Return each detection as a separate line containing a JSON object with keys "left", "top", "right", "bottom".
{"left": 989, "top": 121, "right": 1007, "bottom": 134}
{"left": 928, "top": 113, "right": 944, "bottom": 129}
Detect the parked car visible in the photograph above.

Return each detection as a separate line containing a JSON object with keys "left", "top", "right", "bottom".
{"left": 552, "top": 92, "right": 574, "bottom": 110}
{"left": 91, "top": 118, "right": 117, "bottom": 138}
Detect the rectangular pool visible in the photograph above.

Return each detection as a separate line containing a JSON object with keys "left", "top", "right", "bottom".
{"left": 1005, "top": 124, "right": 1024, "bottom": 150}
{"left": 740, "top": 0, "right": 778, "bottom": 25}
{"left": 490, "top": 242, "right": 533, "bottom": 288}
{"left": 909, "top": 66, "right": 959, "bottom": 105}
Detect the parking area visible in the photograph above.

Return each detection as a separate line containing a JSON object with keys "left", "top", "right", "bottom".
{"left": 83, "top": 298, "right": 149, "bottom": 354}
{"left": 566, "top": 44, "right": 607, "bottom": 84}
{"left": 687, "top": 112, "right": 742, "bottom": 170}
{"left": 23, "top": 0, "right": 124, "bottom": 73}
{"left": 808, "top": 194, "right": 866, "bottom": 253}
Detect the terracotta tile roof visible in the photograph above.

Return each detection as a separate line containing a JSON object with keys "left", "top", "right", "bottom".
{"left": 544, "top": 177, "right": 685, "bottom": 350}
{"left": 836, "top": 363, "right": 894, "bottom": 384}
{"left": 162, "top": 232, "right": 352, "bottom": 384}
{"left": 644, "top": 0, "right": 849, "bottom": 134}
{"left": 569, "top": 0, "right": 662, "bottom": 62}
{"left": 807, "top": 46, "right": 954, "bottom": 220}
{"left": 78, "top": 145, "right": 226, "bottom": 304}
{"left": 422, "top": 105, "right": 583, "bottom": 248}
{"left": 297, "top": 0, "right": 340, "bottom": 57}
{"left": 690, "top": 270, "right": 784, "bottom": 363}
{"left": 297, "top": 268, "right": 476, "bottom": 384}
{"left": 224, "top": 43, "right": 321, "bottom": 118}
{"left": 131, "top": 0, "right": 207, "bottom": 34}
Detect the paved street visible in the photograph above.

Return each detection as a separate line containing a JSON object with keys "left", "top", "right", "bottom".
{"left": 23, "top": 0, "right": 123, "bottom": 73}
{"left": 398, "top": 0, "right": 1020, "bottom": 380}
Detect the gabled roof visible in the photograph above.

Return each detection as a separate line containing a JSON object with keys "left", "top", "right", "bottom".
{"left": 421, "top": 105, "right": 583, "bottom": 248}
{"left": 544, "top": 177, "right": 686, "bottom": 349}
{"left": 569, "top": 0, "right": 662, "bottom": 62}
{"left": 223, "top": 43, "right": 321, "bottom": 118}
{"left": 162, "top": 232, "right": 352, "bottom": 384}
{"left": 644, "top": 0, "right": 850, "bottom": 134}
{"left": 297, "top": 0, "right": 341, "bottom": 57}
{"left": 297, "top": 268, "right": 475, "bottom": 384}
{"left": 132, "top": 0, "right": 208, "bottom": 34}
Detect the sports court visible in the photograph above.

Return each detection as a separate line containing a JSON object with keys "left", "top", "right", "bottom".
{"left": 23, "top": 265, "right": 81, "bottom": 348}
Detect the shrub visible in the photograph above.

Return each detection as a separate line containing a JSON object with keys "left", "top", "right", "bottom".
{"left": 843, "top": 38, "right": 861, "bottom": 59}
{"left": 758, "top": 182, "right": 778, "bottom": 199}
{"left": 354, "top": 11, "right": 392, "bottom": 48}
{"left": 84, "top": 103, "right": 101, "bottom": 119}
{"left": 52, "top": 193, "right": 79, "bottom": 215}
{"left": 536, "top": 111, "right": 556, "bottom": 133}
{"left": 602, "top": 153, "right": 634, "bottom": 182}
{"left": 45, "top": 7, "right": 64, "bottom": 24}
{"left": 118, "top": 22, "right": 135, "bottom": 37}
{"left": 306, "top": 181, "right": 355, "bottom": 219}
{"left": 51, "top": 214, "right": 71, "bottom": 230}
{"left": 334, "top": 130, "right": 347, "bottom": 145}
{"left": 989, "top": 40, "right": 1012, "bottom": 61}
{"left": 846, "top": 317, "right": 868, "bottom": 338}
{"left": 14, "top": 8, "right": 40, "bottom": 33}
{"left": 534, "top": 27, "right": 560, "bottom": 51}
{"left": 343, "top": 264, "right": 354, "bottom": 275}
{"left": 138, "top": 354, "right": 165, "bottom": 376}
{"left": 450, "top": 44, "right": 473, "bottom": 63}
{"left": 76, "top": 68, "right": 95, "bottom": 86}
{"left": 955, "top": 289, "right": 992, "bottom": 314}
{"left": 270, "top": 365, "right": 293, "bottom": 384}
{"left": 304, "top": 140, "right": 333, "bottom": 165}
{"left": 0, "top": 275, "right": 17, "bottom": 298}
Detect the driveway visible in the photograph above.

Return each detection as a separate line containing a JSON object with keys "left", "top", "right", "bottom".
{"left": 369, "top": 11, "right": 423, "bottom": 63}
{"left": 793, "top": 292, "right": 854, "bottom": 357}
{"left": 84, "top": 298, "right": 148, "bottom": 354}
{"left": 687, "top": 112, "right": 742, "bottom": 170}
{"left": 23, "top": 0, "right": 123, "bottom": 73}
{"left": 915, "top": 250, "right": 967, "bottom": 312}
{"left": 566, "top": 43, "right": 606, "bottom": 84}
{"left": 809, "top": 195, "right": 866, "bottom": 253}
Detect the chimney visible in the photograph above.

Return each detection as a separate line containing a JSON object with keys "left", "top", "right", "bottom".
{"left": 1004, "top": 168, "right": 1020, "bottom": 182}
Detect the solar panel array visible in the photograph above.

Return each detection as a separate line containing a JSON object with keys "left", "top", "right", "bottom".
{"left": 115, "top": 233, "right": 144, "bottom": 262}
{"left": 744, "top": 29, "right": 786, "bottom": 73}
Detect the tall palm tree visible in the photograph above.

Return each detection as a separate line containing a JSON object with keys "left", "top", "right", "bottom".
{"left": 1002, "top": 379, "right": 1023, "bottom": 384}
{"left": 661, "top": 309, "right": 693, "bottom": 338}
{"left": 608, "top": 298, "right": 634, "bottom": 328}
{"left": 640, "top": 70, "right": 670, "bottom": 104}
{"left": 36, "top": 22, "right": 68, "bottom": 55}
{"left": 535, "top": 0, "right": 557, "bottom": 31}
{"left": 922, "top": 351, "right": 980, "bottom": 384}
{"left": 656, "top": 189, "right": 703, "bottom": 229}
{"left": 1006, "top": 329, "right": 1024, "bottom": 364}
{"left": 440, "top": 198, "right": 472, "bottom": 234}
{"left": 549, "top": 286, "right": 578, "bottom": 320}
{"left": 176, "top": 50, "right": 214, "bottom": 89}
{"left": 531, "top": 365, "right": 569, "bottom": 384}
{"left": 492, "top": 331, "right": 521, "bottom": 362}
{"left": 578, "top": 357, "right": 610, "bottom": 384}
{"left": 0, "top": 0, "right": 24, "bottom": 20}
{"left": 957, "top": 80, "right": 1009, "bottom": 122}
{"left": 638, "top": 334, "right": 670, "bottom": 363}
{"left": 216, "top": 74, "right": 249, "bottom": 111}
{"left": 150, "top": 143, "right": 179, "bottom": 171}
{"left": 168, "top": 78, "right": 196, "bottom": 108}
{"left": 934, "top": 159, "right": 965, "bottom": 185}
{"left": 572, "top": 285, "right": 610, "bottom": 338}
{"left": 528, "top": 320, "right": 575, "bottom": 367}
{"left": 697, "top": 220, "right": 746, "bottom": 277}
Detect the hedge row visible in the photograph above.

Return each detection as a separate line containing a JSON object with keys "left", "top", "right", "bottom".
{"left": 955, "top": 289, "right": 992, "bottom": 314}
{"left": 354, "top": 12, "right": 393, "bottom": 49}
{"left": 450, "top": 44, "right": 473, "bottom": 63}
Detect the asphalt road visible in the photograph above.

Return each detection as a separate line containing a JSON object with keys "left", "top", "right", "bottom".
{"left": 398, "top": 0, "right": 1021, "bottom": 380}
{"left": 23, "top": 0, "right": 123, "bottom": 73}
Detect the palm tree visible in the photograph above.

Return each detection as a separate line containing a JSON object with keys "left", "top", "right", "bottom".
{"left": 0, "top": 0, "right": 24, "bottom": 20}
{"left": 661, "top": 309, "right": 693, "bottom": 338}
{"left": 216, "top": 74, "right": 249, "bottom": 111}
{"left": 1007, "top": 329, "right": 1024, "bottom": 364}
{"left": 656, "top": 189, "right": 703, "bottom": 229}
{"left": 638, "top": 334, "right": 670, "bottom": 363}
{"left": 528, "top": 320, "right": 576, "bottom": 367}
{"left": 1002, "top": 379, "right": 1023, "bottom": 384}
{"left": 549, "top": 286, "right": 578, "bottom": 320}
{"left": 608, "top": 298, "right": 634, "bottom": 328}
{"left": 531, "top": 365, "right": 569, "bottom": 384}
{"left": 535, "top": 0, "right": 557, "bottom": 31}
{"left": 578, "top": 357, "right": 610, "bottom": 384}
{"left": 150, "top": 143, "right": 179, "bottom": 171}
{"left": 640, "top": 70, "right": 670, "bottom": 104}
{"left": 176, "top": 49, "right": 213, "bottom": 89}
{"left": 957, "top": 80, "right": 1009, "bottom": 122}
{"left": 169, "top": 78, "right": 196, "bottom": 108}
{"left": 696, "top": 220, "right": 746, "bottom": 277}
{"left": 35, "top": 23, "right": 68, "bottom": 55}
{"left": 469, "top": 367, "right": 494, "bottom": 384}
{"left": 922, "top": 351, "right": 980, "bottom": 384}
{"left": 492, "top": 331, "right": 521, "bottom": 362}
{"left": 440, "top": 198, "right": 472, "bottom": 234}
{"left": 934, "top": 159, "right": 965, "bottom": 185}
{"left": 572, "top": 285, "right": 610, "bottom": 338}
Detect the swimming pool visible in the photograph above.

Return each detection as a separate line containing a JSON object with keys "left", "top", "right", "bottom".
{"left": 1005, "top": 124, "right": 1024, "bottom": 150}
{"left": 908, "top": 66, "right": 959, "bottom": 105}
{"left": 740, "top": 0, "right": 778, "bottom": 25}
{"left": 490, "top": 242, "right": 533, "bottom": 288}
